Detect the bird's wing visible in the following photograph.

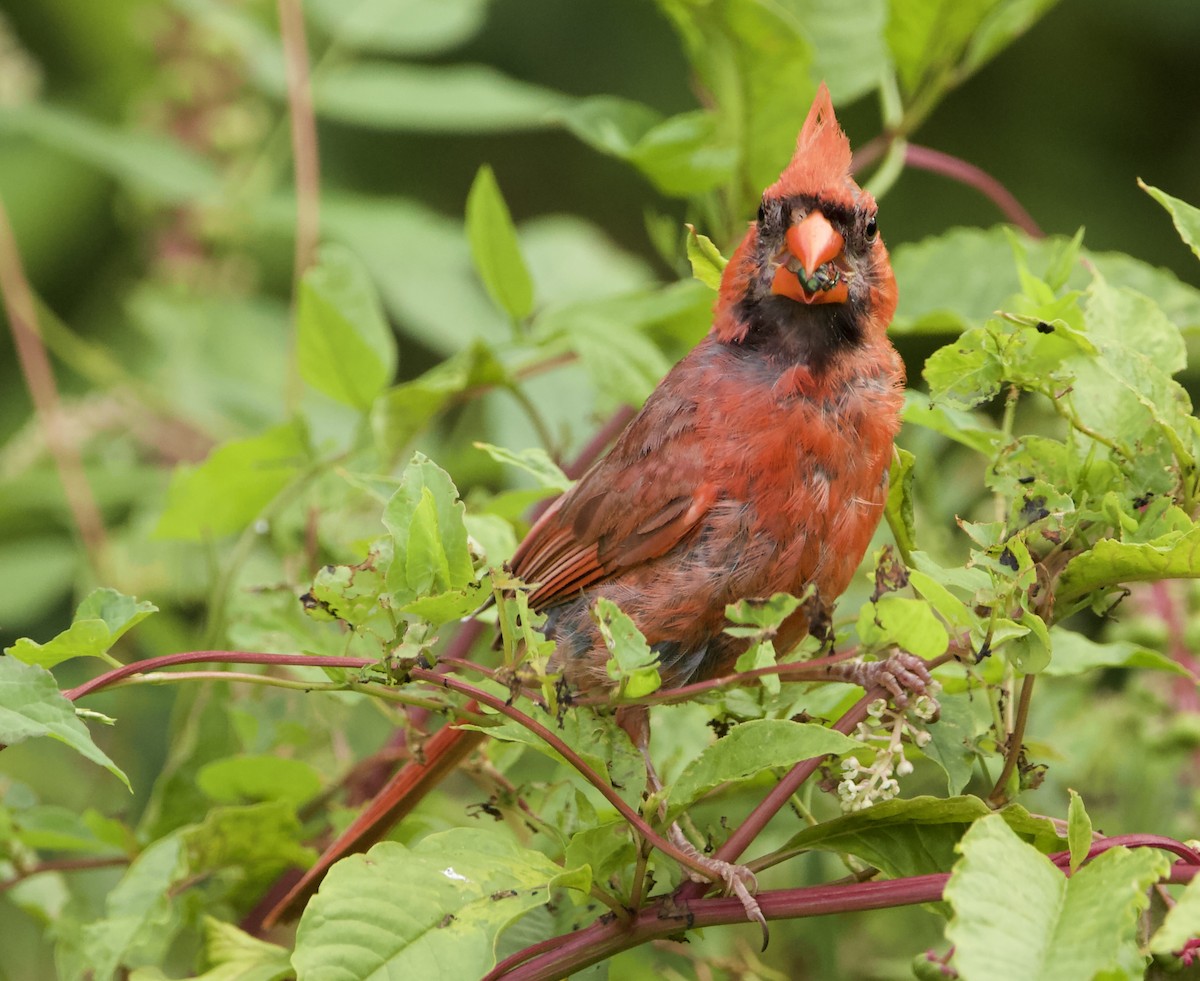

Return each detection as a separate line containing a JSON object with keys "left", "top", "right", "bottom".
{"left": 510, "top": 365, "right": 719, "bottom": 611}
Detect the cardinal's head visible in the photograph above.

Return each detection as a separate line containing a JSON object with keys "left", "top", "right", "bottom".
{"left": 713, "top": 83, "right": 897, "bottom": 369}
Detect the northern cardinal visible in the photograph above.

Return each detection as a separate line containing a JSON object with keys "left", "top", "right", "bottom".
{"left": 263, "top": 83, "right": 912, "bottom": 929}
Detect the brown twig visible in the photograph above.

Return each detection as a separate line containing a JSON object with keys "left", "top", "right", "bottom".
{"left": 987, "top": 672, "right": 1036, "bottom": 806}
{"left": 0, "top": 855, "right": 129, "bottom": 893}
{"left": 277, "top": 0, "right": 320, "bottom": 409}
{"left": 0, "top": 195, "right": 109, "bottom": 573}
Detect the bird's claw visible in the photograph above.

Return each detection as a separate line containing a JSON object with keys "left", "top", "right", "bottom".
{"left": 833, "top": 651, "right": 934, "bottom": 709}
{"left": 670, "top": 826, "right": 769, "bottom": 948}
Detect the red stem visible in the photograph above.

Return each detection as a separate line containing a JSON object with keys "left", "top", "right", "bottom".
{"left": 489, "top": 874, "right": 949, "bottom": 981}
{"left": 675, "top": 691, "right": 877, "bottom": 904}
{"left": 905, "top": 144, "right": 1043, "bottom": 238}
{"left": 853, "top": 137, "right": 1043, "bottom": 238}
{"left": 494, "top": 847, "right": 1200, "bottom": 979}
{"left": 64, "top": 650, "right": 371, "bottom": 702}
{"left": 405, "top": 667, "right": 714, "bottom": 876}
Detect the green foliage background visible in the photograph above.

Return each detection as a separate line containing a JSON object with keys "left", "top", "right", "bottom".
{"left": 3, "top": 1, "right": 1200, "bottom": 979}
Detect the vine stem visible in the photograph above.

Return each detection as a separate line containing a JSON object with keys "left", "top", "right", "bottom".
{"left": 490, "top": 845, "right": 1200, "bottom": 980}
{"left": 488, "top": 873, "right": 950, "bottom": 981}
{"left": 0, "top": 194, "right": 109, "bottom": 573}
{"left": 60, "top": 647, "right": 713, "bottom": 878}
{"left": 853, "top": 139, "right": 1042, "bottom": 237}
{"left": 677, "top": 690, "right": 879, "bottom": 903}
{"left": 404, "top": 667, "right": 724, "bottom": 881}
{"left": 63, "top": 650, "right": 371, "bottom": 702}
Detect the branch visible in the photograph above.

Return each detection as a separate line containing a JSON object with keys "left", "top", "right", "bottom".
{"left": 676, "top": 690, "right": 880, "bottom": 907}
{"left": 0, "top": 194, "right": 108, "bottom": 571}
{"left": 63, "top": 650, "right": 372, "bottom": 702}
{"left": 489, "top": 873, "right": 949, "bottom": 980}
{"left": 493, "top": 841, "right": 1200, "bottom": 979}
{"left": 0, "top": 855, "right": 129, "bottom": 894}
{"left": 904, "top": 144, "right": 1043, "bottom": 238}
{"left": 854, "top": 138, "right": 1043, "bottom": 238}
{"left": 405, "top": 667, "right": 723, "bottom": 880}
{"left": 277, "top": 0, "right": 320, "bottom": 411}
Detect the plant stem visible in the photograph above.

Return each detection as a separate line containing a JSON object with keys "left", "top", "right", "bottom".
{"left": 0, "top": 194, "right": 108, "bottom": 574}
{"left": 676, "top": 690, "right": 879, "bottom": 905}
{"left": 277, "top": 0, "right": 319, "bottom": 414}
{"left": 407, "top": 667, "right": 722, "bottom": 880}
{"left": 987, "top": 672, "right": 1036, "bottom": 806}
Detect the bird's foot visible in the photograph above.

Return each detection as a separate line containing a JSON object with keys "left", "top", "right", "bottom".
{"left": 829, "top": 651, "right": 934, "bottom": 710}
{"left": 668, "top": 824, "right": 768, "bottom": 949}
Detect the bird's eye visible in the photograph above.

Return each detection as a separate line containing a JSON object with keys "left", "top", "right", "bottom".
{"left": 865, "top": 214, "right": 878, "bottom": 239}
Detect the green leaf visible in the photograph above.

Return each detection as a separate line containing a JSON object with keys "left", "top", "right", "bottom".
{"left": 885, "top": 447, "right": 917, "bottom": 557}
{"left": 6, "top": 588, "right": 157, "bottom": 667}
{"left": 1057, "top": 525, "right": 1200, "bottom": 607}
{"left": 155, "top": 421, "right": 310, "bottom": 540}
{"left": 594, "top": 598, "right": 662, "bottom": 698}
{"left": 1149, "top": 872, "right": 1200, "bottom": 956}
{"left": 886, "top": 0, "right": 986, "bottom": 95}
{"left": 0, "top": 105, "right": 220, "bottom": 203}
{"left": 920, "top": 693, "right": 978, "bottom": 795}
{"left": 625, "top": 110, "right": 738, "bottom": 197}
{"left": 724, "top": 592, "right": 804, "bottom": 632}
{"left": 886, "top": 0, "right": 1040, "bottom": 101}
{"left": 313, "top": 62, "right": 569, "bottom": 131}
{"left": 781, "top": 796, "right": 1063, "bottom": 881}
{"left": 12, "top": 804, "right": 129, "bottom": 854}
{"left": 557, "top": 95, "right": 662, "bottom": 157}
{"left": 384, "top": 454, "right": 475, "bottom": 604}
{"left": 468, "top": 707, "right": 646, "bottom": 808}
{"left": 78, "top": 834, "right": 190, "bottom": 981}
{"left": 923, "top": 326, "right": 1003, "bottom": 409}
{"left": 0, "top": 657, "right": 130, "bottom": 789}
{"left": 305, "top": 541, "right": 392, "bottom": 629}
{"left": 559, "top": 98, "right": 736, "bottom": 197}
{"left": 1140, "top": 179, "right": 1200, "bottom": 262}
{"left": 537, "top": 290, "right": 679, "bottom": 408}
{"left": 685, "top": 223, "right": 727, "bottom": 290}
{"left": 945, "top": 814, "right": 1166, "bottom": 981}
{"left": 1043, "top": 627, "right": 1188, "bottom": 678}
{"left": 297, "top": 244, "right": 396, "bottom": 409}
{"left": 856, "top": 594, "right": 949, "bottom": 659}
{"left": 795, "top": 0, "right": 890, "bottom": 103}
{"left": 666, "top": 719, "right": 861, "bottom": 819}
{"left": 902, "top": 390, "right": 1000, "bottom": 454}
{"left": 466, "top": 165, "right": 535, "bottom": 322}
{"left": 399, "top": 582, "right": 490, "bottom": 625}
{"left": 291, "top": 831, "right": 587, "bottom": 980}
{"left": 184, "top": 802, "right": 317, "bottom": 904}
{"left": 564, "top": 821, "right": 635, "bottom": 887}
{"left": 1065, "top": 790, "right": 1091, "bottom": 874}
{"left": 195, "top": 917, "right": 292, "bottom": 981}
{"left": 306, "top": 0, "right": 489, "bottom": 55}
{"left": 473, "top": 442, "right": 572, "bottom": 491}
{"left": 371, "top": 340, "right": 510, "bottom": 454}
{"left": 196, "top": 755, "right": 323, "bottom": 806}
{"left": 655, "top": 0, "right": 817, "bottom": 203}
{"left": 891, "top": 226, "right": 1200, "bottom": 336}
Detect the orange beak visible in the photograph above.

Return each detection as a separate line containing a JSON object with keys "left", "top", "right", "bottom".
{"left": 770, "top": 210, "right": 849, "bottom": 305}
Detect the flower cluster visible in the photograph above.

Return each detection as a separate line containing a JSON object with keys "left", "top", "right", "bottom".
{"left": 836, "top": 689, "right": 940, "bottom": 812}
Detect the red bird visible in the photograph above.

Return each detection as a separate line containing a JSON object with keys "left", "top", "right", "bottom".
{"left": 264, "top": 83, "right": 908, "bottom": 927}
